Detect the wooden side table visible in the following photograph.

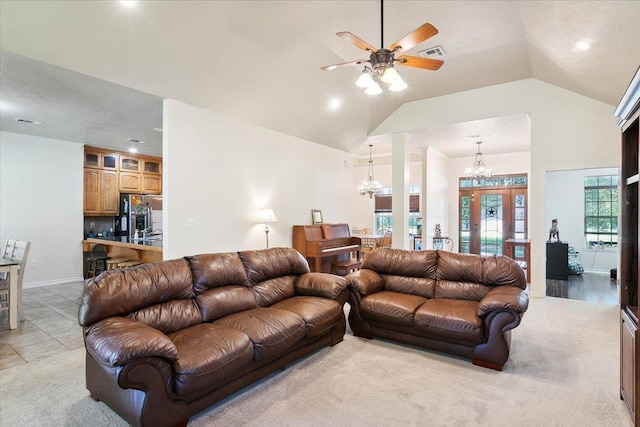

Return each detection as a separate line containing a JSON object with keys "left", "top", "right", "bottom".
{"left": 504, "top": 238, "right": 530, "bottom": 283}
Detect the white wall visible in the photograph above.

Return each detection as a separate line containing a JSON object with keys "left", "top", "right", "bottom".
{"left": 546, "top": 167, "right": 619, "bottom": 273}
{"left": 163, "top": 99, "right": 356, "bottom": 259}
{"left": 0, "top": 131, "right": 84, "bottom": 286}
{"left": 372, "top": 78, "right": 620, "bottom": 297}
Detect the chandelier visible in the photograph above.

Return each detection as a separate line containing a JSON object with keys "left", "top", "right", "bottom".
{"left": 465, "top": 141, "right": 492, "bottom": 180}
{"left": 358, "top": 144, "right": 383, "bottom": 198}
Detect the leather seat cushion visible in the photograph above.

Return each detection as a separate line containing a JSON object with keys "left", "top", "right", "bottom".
{"left": 271, "top": 296, "right": 342, "bottom": 337}
{"left": 168, "top": 323, "right": 254, "bottom": 397}
{"left": 413, "top": 299, "right": 484, "bottom": 343}
{"left": 214, "top": 307, "right": 306, "bottom": 361}
{"left": 360, "top": 291, "right": 427, "bottom": 326}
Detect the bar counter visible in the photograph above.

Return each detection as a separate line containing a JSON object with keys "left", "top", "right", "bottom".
{"left": 82, "top": 236, "right": 163, "bottom": 264}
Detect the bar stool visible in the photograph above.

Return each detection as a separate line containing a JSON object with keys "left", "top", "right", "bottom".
{"left": 331, "top": 258, "right": 362, "bottom": 276}
{"left": 106, "top": 258, "right": 129, "bottom": 270}
{"left": 118, "top": 260, "right": 141, "bottom": 268}
{"left": 85, "top": 244, "right": 109, "bottom": 279}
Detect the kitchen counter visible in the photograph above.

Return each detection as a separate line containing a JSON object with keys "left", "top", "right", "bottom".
{"left": 83, "top": 237, "right": 163, "bottom": 264}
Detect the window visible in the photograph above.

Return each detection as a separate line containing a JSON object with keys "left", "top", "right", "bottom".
{"left": 584, "top": 175, "right": 618, "bottom": 247}
{"left": 374, "top": 187, "right": 420, "bottom": 234}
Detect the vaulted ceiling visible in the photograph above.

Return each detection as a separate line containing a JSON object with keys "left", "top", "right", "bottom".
{"left": 1, "top": 1, "right": 639, "bottom": 159}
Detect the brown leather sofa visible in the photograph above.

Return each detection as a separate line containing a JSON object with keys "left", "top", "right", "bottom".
{"left": 346, "top": 248, "right": 529, "bottom": 370}
{"left": 78, "top": 248, "right": 348, "bottom": 427}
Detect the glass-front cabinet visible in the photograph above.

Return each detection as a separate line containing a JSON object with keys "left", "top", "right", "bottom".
{"left": 120, "top": 156, "right": 141, "bottom": 172}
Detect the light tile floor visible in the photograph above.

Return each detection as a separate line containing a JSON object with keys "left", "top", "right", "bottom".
{"left": 0, "top": 281, "right": 85, "bottom": 370}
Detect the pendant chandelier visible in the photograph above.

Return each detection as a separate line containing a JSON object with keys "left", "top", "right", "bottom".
{"left": 358, "top": 144, "right": 383, "bottom": 198}
{"left": 465, "top": 141, "right": 492, "bottom": 180}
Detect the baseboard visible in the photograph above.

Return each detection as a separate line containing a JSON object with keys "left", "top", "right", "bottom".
{"left": 23, "top": 277, "right": 84, "bottom": 289}
{"left": 582, "top": 270, "right": 611, "bottom": 275}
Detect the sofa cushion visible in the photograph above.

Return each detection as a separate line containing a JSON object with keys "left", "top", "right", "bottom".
{"left": 271, "top": 297, "right": 342, "bottom": 337}
{"left": 238, "top": 248, "right": 310, "bottom": 284}
{"left": 360, "top": 291, "right": 427, "bottom": 326}
{"left": 168, "top": 323, "right": 254, "bottom": 397}
{"left": 361, "top": 248, "right": 437, "bottom": 278}
{"left": 384, "top": 275, "right": 435, "bottom": 299}
{"left": 436, "top": 251, "right": 484, "bottom": 284}
{"left": 413, "top": 299, "right": 484, "bottom": 343}
{"left": 434, "top": 280, "right": 490, "bottom": 302}
{"left": 188, "top": 253, "right": 249, "bottom": 295}
{"left": 214, "top": 307, "right": 306, "bottom": 361}
{"left": 196, "top": 286, "right": 258, "bottom": 322}
{"left": 253, "top": 275, "right": 296, "bottom": 306}
{"left": 79, "top": 258, "right": 195, "bottom": 327}
{"left": 131, "top": 298, "right": 202, "bottom": 335}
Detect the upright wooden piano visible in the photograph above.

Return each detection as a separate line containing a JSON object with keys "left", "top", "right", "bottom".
{"left": 292, "top": 224, "right": 361, "bottom": 273}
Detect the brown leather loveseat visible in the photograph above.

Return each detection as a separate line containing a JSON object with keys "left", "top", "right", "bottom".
{"left": 78, "top": 248, "right": 348, "bottom": 427}
{"left": 346, "top": 248, "right": 528, "bottom": 370}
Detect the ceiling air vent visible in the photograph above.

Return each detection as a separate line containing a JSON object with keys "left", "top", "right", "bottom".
{"left": 418, "top": 45, "right": 446, "bottom": 58}
{"left": 14, "top": 118, "right": 43, "bottom": 125}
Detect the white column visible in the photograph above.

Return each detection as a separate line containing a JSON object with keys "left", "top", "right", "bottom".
{"left": 421, "top": 148, "right": 429, "bottom": 249}
{"left": 392, "top": 132, "right": 410, "bottom": 249}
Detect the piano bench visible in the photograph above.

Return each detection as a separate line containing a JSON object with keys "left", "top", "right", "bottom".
{"left": 331, "top": 258, "right": 362, "bottom": 276}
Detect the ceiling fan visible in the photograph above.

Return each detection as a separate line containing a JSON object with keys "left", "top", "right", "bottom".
{"left": 321, "top": 0, "right": 444, "bottom": 93}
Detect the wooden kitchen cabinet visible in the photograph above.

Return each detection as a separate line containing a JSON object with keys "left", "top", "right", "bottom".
{"left": 142, "top": 173, "right": 162, "bottom": 194}
{"left": 142, "top": 157, "right": 162, "bottom": 175}
{"left": 84, "top": 148, "right": 119, "bottom": 170}
{"left": 84, "top": 169, "right": 119, "bottom": 215}
{"left": 119, "top": 172, "right": 141, "bottom": 192}
{"left": 120, "top": 156, "right": 141, "bottom": 172}
{"left": 84, "top": 147, "right": 162, "bottom": 207}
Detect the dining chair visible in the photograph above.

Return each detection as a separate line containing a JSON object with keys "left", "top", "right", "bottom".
{"left": 0, "top": 240, "right": 31, "bottom": 322}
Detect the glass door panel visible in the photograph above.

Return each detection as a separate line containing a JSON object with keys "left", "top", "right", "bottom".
{"left": 480, "top": 194, "right": 503, "bottom": 255}
{"left": 460, "top": 196, "right": 471, "bottom": 254}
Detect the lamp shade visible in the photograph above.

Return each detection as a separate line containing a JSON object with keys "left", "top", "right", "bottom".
{"left": 259, "top": 208, "right": 278, "bottom": 224}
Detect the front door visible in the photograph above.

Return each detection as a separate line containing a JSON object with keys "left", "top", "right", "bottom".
{"left": 459, "top": 175, "right": 528, "bottom": 255}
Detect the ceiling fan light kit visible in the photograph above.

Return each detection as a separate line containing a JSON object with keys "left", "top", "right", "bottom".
{"left": 321, "top": 0, "right": 444, "bottom": 95}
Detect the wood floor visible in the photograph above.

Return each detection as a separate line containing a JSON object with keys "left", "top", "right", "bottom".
{"left": 546, "top": 272, "right": 618, "bottom": 305}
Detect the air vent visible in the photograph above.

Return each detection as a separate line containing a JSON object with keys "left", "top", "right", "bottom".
{"left": 418, "top": 45, "right": 446, "bottom": 58}
{"left": 14, "top": 118, "right": 43, "bottom": 125}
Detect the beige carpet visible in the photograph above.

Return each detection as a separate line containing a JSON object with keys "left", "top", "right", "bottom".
{"left": 0, "top": 297, "right": 633, "bottom": 426}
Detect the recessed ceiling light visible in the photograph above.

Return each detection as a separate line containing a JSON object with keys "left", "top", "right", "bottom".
{"left": 14, "top": 118, "right": 43, "bottom": 125}
{"left": 128, "top": 147, "right": 138, "bottom": 153}
{"left": 328, "top": 98, "right": 341, "bottom": 110}
{"left": 576, "top": 40, "right": 591, "bottom": 51}
{"left": 120, "top": 0, "right": 137, "bottom": 7}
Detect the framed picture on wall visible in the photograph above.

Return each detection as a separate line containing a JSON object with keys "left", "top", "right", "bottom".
{"left": 311, "top": 209, "right": 323, "bottom": 224}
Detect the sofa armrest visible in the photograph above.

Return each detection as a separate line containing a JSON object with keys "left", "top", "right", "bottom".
{"left": 295, "top": 272, "right": 348, "bottom": 300}
{"left": 346, "top": 269, "right": 385, "bottom": 296}
{"left": 477, "top": 286, "right": 529, "bottom": 317}
{"left": 85, "top": 317, "right": 178, "bottom": 367}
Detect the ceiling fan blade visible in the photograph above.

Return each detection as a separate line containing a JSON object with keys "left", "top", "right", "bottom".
{"left": 320, "top": 59, "right": 369, "bottom": 71}
{"left": 336, "top": 32, "right": 378, "bottom": 52}
{"left": 396, "top": 55, "right": 444, "bottom": 70}
{"left": 390, "top": 23, "right": 438, "bottom": 53}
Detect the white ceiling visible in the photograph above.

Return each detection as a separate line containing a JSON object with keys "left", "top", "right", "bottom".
{"left": 1, "top": 1, "right": 639, "bottom": 159}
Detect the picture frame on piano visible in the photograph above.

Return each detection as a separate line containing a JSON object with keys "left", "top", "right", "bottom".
{"left": 311, "top": 209, "right": 323, "bottom": 224}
